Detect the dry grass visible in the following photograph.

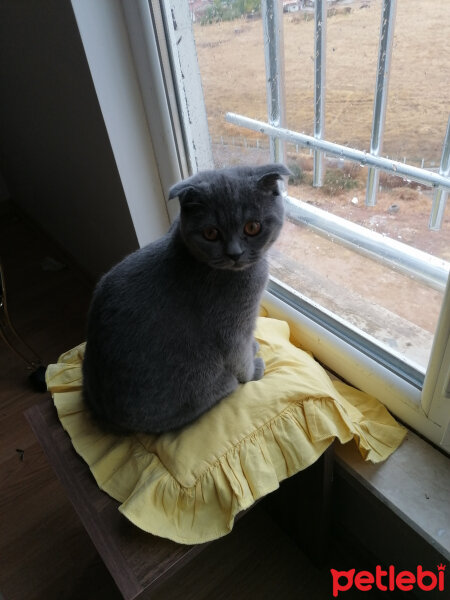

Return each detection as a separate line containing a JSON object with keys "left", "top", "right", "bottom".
{"left": 194, "top": 0, "right": 450, "bottom": 164}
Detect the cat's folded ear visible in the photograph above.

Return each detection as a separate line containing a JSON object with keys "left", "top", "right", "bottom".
{"left": 168, "top": 180, "right": 196, "bottom": 202}
{"left": 168, "top": 177, "right": 210, "bottom": 210}
{"left": 256, "top": 164, "right": 292, "bottom": 194}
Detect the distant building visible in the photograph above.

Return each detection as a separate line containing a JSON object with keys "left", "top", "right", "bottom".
{"left": 188, "top": 0, "right": 213, "bottom": 22}
{"left": 302, "top": 0, "right": 339, "bottom": 8}
{"left": 283, "top": 1, "right": 303, "bottom": 13}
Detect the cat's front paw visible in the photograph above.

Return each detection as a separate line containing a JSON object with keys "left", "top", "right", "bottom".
{"left": 252, "top": 357, "right": 265, "bottom": 381}
{"left": 252, "top": 340, "right": 260, "bottom": 355}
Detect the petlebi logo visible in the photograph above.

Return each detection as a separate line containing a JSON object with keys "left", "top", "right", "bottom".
{"left": 330, "top": 563, "right": 446, "bottom": 597}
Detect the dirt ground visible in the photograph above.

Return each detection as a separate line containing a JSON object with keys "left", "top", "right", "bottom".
{"left": 286, "top": 155, "right": 450, "bottom": 262}
{"left": 194, "top": 0, "right": 449, "bottom": 367}
{"left": 194, "top": 0, "right": 450, "bottom": 163}
{"left": 271, "top": 186, "right": 445, "bottom": 368}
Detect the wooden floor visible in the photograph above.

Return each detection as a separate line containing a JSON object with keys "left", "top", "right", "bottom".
{"left": 0, "top": 209, "right": 365, "bottom": 600}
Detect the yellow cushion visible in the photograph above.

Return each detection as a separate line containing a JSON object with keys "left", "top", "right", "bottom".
{"left": 46, "top": 317, "right": 406, "bottom": 544}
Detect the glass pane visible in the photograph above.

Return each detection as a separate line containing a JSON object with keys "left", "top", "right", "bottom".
{"left": 190, "top": 0, "right": 449, "bottom": 372}
{"left": 384, "top": 0, "right": 448, "bottom": 169}
{"left": 193, "top": 7, "right": 270, "bottom": 166}
{"left": 322, "top": 0, "right": 379, "bottom": 150}
{"left": 271, "top": 215, "right": 445, "bottom": 369}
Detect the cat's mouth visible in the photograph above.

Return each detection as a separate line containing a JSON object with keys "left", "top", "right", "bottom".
{"left": 209, "top": 258, "right": 253, "bottom": 271}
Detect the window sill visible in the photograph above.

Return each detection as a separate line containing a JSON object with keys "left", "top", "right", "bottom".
{"left": 261, "top": 288, "right": 449, "bottom": 561}
{"left": 334, "top": 430, "right": 450, "bottom": 561}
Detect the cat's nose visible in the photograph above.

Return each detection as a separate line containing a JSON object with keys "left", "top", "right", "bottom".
{"left": 226, "top": 251, "right": 244, "bottom": 262}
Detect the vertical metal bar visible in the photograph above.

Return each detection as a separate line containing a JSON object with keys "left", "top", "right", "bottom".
{"left": 313, "top": 0, "right": 327, "bottom": 187}
{"left": 429, "top": 115, "right": 450, "bottom": 230}
{"left": 366, "top": 0, "right": 397, "bottom": 206}
{"left": 262, "top": 0, "right": 286, "bottom": 164}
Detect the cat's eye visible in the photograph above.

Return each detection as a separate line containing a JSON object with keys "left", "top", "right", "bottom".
{"left": 203, "top": 226, "right": 219, "bottom": 241}
{"left": 244, "top": 221, "right": 261, "bottom": 236}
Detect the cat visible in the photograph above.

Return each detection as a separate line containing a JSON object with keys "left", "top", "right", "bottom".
{"left": 82, "top": 163, "right": 290, "bottom": 434}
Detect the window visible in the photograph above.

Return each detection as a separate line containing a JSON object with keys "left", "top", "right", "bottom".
{"left": 75, "top": 0, "right": 449, "bottom": 449}
{"left": 160, "top": 0, "right": 449, "bottom": 448}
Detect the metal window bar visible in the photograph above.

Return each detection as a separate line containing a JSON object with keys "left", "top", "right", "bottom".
{"left": 261, "top": 0, "right": 286, "bottom": 164}
{"left": 313, "top": 0, "right": 327, "bottom": 187}
{"left": 283, "top": 194, "right": 449, "bottom": 292}
{"left": 246, "top": 0, "right": 449, "bottom": 231}
{"left": 429, "top": 115, "right": 450, "bottom": 230}
{"left": 366, "top": 0, "right": 397, "bottom": 207}
{"left": 225, "top": 111, "right": 450, "bottom": 290}
{"left": 226, "top": 112, "right": 450, "bottom": 192}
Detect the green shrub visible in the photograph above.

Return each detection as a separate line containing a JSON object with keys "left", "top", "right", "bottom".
{"left": 287, "top": 162, "right": 303, "bottom": 185}
{"left": 322, "top": 169, "right": 360, "bottom": 195}
{"left": 201, "top": 0, "right": 261, "bottom": 25}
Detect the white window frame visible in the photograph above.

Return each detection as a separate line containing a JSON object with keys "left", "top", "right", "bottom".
{"left": 71, "top": 0, "right": 449, "bottom": 452}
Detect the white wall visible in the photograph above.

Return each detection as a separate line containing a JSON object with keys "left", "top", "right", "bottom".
{"left": 0, "top": 0, "right": 152, "bottom": 280}
{"left": 71, "top": 0, "right": 172, "bottom": 247}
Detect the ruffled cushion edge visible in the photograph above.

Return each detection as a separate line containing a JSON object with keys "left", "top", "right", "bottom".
{"left": 46, "top": 328, "right": 407, "bottom": 545}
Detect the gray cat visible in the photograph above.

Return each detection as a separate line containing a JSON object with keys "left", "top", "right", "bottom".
{"left": 82, "top": 164, "right": 290, "bottom": 434}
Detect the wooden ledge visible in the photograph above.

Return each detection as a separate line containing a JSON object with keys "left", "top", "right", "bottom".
{"left": 25, "top": 399, "right": 208, "bottom": 600}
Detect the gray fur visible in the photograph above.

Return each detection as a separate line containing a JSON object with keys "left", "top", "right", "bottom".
{"left": 82, "top": 164, "right": 290, "bottom": 434}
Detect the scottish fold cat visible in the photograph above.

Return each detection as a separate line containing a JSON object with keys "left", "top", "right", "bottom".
{"left": 82, "top": 163, "right": 290, "bottom": 434}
